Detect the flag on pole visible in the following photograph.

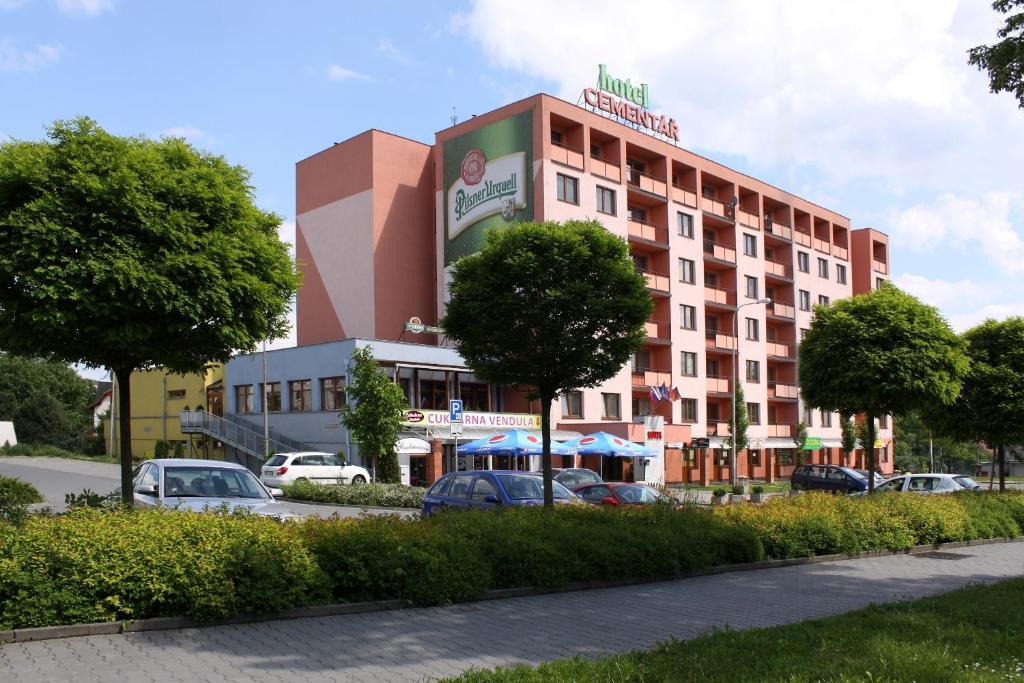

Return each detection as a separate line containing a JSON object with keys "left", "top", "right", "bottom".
{"left": 648, "top": 386, "right": 660, "bottom": 404}
{"left": 670, "top": 387, "right": 681, "bottom": 401}
{"left": 659, "top": 383, "right": 671, "bottom": 401}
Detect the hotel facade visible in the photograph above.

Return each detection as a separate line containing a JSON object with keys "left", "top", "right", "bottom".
{"left": 291, "top": 70, "right": 894, "bottom": 485}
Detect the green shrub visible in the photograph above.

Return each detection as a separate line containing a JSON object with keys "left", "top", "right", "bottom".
{"left": 154, "top": 440, "right": 168, "bottom": 459}
{"left": 282, "top": 480, "right": 425, "bottom": 508}
{"left": 752, "top": 485, "right": 765, "bottom": 494}
{"left": 0, "top": 475, "right": 44, "bottom": 525}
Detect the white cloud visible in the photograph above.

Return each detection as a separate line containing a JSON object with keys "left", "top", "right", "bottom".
{"left": 0, "top": 132, "right": 9, "bottom": 142}
{"left": 0, "top": 40, "right": 61, "bottom": 72}
{"left": 160, "top": 125, "right": 215, "bottom": 146}
{"left": 377, "top": 38, "right": 411, "bottom": 65}
{"left": 55, "top": 0, "right": 115, "bottom": 15}
{"left": 326, "top": 64, "right": 369, "bottom": 81}
{"left": 889, "top": 192, "right": 1024, "bottom": 275}
{"left": 266, "top": 303, "right": 298, "bottom": 351}
{"left": 894, "top": 272, "right": 1024, "bottom": 331}
{"left": 277, "top": 220, "right": 295, "bottom": 258}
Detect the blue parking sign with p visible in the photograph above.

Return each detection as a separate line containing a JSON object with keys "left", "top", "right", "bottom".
{"left": 450, "top": 399, "right": 464, "bottom": 423}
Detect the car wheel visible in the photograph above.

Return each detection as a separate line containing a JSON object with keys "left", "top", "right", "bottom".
{"left": 294, "top": 477, "right": 309, "bottom": 485}
{"left": 351, "top": 475, "right": 367, "bottom": 485}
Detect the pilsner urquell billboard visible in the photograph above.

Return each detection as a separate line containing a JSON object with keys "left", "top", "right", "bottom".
{"left": 443, "top": 109, "right": 533, "bottom": 265}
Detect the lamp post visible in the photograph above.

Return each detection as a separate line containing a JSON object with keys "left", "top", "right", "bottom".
{"left": 731, "top": 297, "right": 771, "bottom": 487}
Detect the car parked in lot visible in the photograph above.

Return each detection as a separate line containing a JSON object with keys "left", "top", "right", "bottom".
{"left": 549, "top": 467, "right": 603, "bottom": 489}
{"left": 866, "top": 473, "right": 979, "bottom": 494}
{"left": 132, "top": 459, "right": 297, "bottom": 519}
{"left": 573, "top": 482, "right": 676, "bottom": 506}
{"left": 791, "top": 465, "right": 873, "bottom": 494}
{"left": 260, "top": 451, "right": 370, "bottom": 488}
{"left": 421, "top": 470, "right": 579, "bottom": 517}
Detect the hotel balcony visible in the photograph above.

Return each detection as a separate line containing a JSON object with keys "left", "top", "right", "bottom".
{"left": 873, "top": 259, "right": 888, "bottom": 274}
{"left": 767, "top": 382, "right": 799, "bottom": 400}
{"left": 766, "top": 341, "right": 793, "bottom": 359}
{"left": 627, "top": 218, "right": 669, "bottom": 245}
{"left": 700, "top": 196, "right": 729, "bottom": 219}
{"left": 706, "top": 376, "right": 731, "bottom": 395}
{"left": 590, "top": 154, "right": 621, "bottom": 183}
{"left": 737, "top": 209, "right": 760, "bottom": 230}
{"left": 767, "top": 423, "right": 797, "bottom": 437}
{"left": 813, "top": 237, "right": 830, "bottom": 253}
{"left": 831, "top": 244, "right": 849, "bottom": 260}
{"left": 764, "top": 260, "right": 793, "bottom": 280}
{"left": 764, "top": 221, "right": 793, "bottom": 242}
{"left": 707, "top": 422, "right": 731, "bottom": 437}
{"left": 631, "top": 368, "right": 672, "bottom": 388}
{"left": 767, "top": 302, "right": 796, "bottom": 320}
{"left": 794, "top": 230, "right": 812, "bottom": 248}
{"left": 704, "top": 285, "right": 737, "bottom": 309}
{"left": 550, "top": 140, "right": 584, "bottom": 171}
{"left": 627, "top": 168, "right": 667, "bottom": 198}
{"left": 705, "top": 330, "right": 737, "bottom": 352}
{"left": 637, "top": 268, "right": 671, "bottom": 294}
{"left": 644, "top": 319, "right": 672, "bottom": 343}
{"left": 670, "top": 183, "right": 697, "bottom": 208}
{"left": 703, "top": 239, "right": 737, "bottom": 264}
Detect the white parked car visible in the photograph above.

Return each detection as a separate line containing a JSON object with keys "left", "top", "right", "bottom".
{"left": 260, "top": 451, "right": 370, "bottom": 488}
{"left": 862, "top": 473, "right": 979, "bottom": 494}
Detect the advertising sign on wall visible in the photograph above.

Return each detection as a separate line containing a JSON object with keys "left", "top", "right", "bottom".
{"left": 443, "top": 109, "right": 534, "bottom": 265}
{"left": 402, "top": 409, "right": 542, "bottom": 430}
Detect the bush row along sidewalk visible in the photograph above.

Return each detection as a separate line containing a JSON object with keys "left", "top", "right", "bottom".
{"left": 447, "top": 577, "right": 1024, "bottom": 682}
{"left": 1, "top": 491, "right": 1023, "bottom": 631}
{"left": 281, "top": 480, "right": 424, "bottom": 508}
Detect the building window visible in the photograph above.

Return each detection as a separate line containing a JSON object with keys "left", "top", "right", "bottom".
{"left": 778, "top": 448, "right": 794, "bottom": 465}
{"left": 677, "top": 212, "right": 694, "bottom": 238}
{"left": 556, "top": 173, "right": 579, "bottom": 205}
{"left": 876, "top": 277, "right": 886, "bottom": 290}
{"left": 167, "top": 389, "right": 186, "bottom": 400}
{"left": 743, "top": 233, "right": 757, "bottom": 257}
{"left": 596, "top": 186, "right": 616, "bottom": 215}
{"left": 632, "top": 396, "right": 651, "bottom": 417}
{"left": 750, "top": 449, "right": 761, "bottom": 465}
{"left": 817, "top": 257, "right": 829, "bottom": 279}
{"left": 818, "top": 294, "right": 831, "bottom": 306}
{"left": 797, "top": 251, "right": 809, "bottom": 273}
{"left": 561, "top": 391, "right": 583, "bottom": 419}
{"left": 289, "top": 380, "right": 312, "bottom": 412}
{"left": 804, "top": 406, "right": 814, "bottom": 427}
{"left": 879, "top": 414, "right": 889, "bottom": 429}
{"left": 800, "top": 327, "right": 809, "bottom": 340}
{"left": 680, "top": 304, "right": 697, "bottom": 330}
{"left": 745, "top": 317, "right": 759, "bottom": 341}
{"left": 746, "top": 360, "right": 760, "bottom": 383}
{"left": 701, "top": 185, "right": 716, "bottom": 198}
{"left": 235, "top": 385, "right": 254, "bottom": 414}
{"left": 821, "top": 411, "right": 833, "bottom": 428}
{"left": 745, "top": 275, "right": 758, "bottom": 300}
{"left": 681, "top": 351, "right": 697, "bottom": 376}
{"left": 679, "top": 258, "right": 695, "bottom": 284}
{"left": 551, "top": 130, "right": 563, "bottom": 145}
{"left": 601, "top": 393, "right": 620, "bottom": 420}
{"left": 747, "top": 402, "right": 761, "bottom": 425}
{"left": 836, "top": 263, "right": 847, "bottom": 284}
{"left": 799, "top": 289, "right": 811, "bottom": 311}
{"left": 260, "top": 382, "right": 282, "bottom": 412}
{"left": 681, "top": 398, "right": 697, "bottom": 423}
{"left": 320, "top": 377, "right": 346, "bottom": 411}
{"left": 417, "top": 370, "right": 447, "bottom": 410}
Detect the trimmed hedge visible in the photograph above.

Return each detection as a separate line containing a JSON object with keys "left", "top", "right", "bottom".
{"left": 282, "top": 480, "right": 425, "bottom": 508}
{"left": 0, "top": 475, "right": 44, "bottom": 525}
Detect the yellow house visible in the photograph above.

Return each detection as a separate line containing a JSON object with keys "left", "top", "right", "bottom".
{"left": 104, "top": 365, "right": 224, "bottom": 460}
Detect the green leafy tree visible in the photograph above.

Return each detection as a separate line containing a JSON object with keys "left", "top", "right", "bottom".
{"left": 792, "top": 420, "right": 809, "bottom": 464}
{"left": 894, "top": 410, "right": 986, "bottom": 474}
{"left": 969, "top": 1, "right": 1024, "bottom": 108}
{"left": 725, "top": 383, "right": 750, "bottom": 478}
{"left": 0, "top": 118, "right": 298, "bottom": 505}
{"left": 341, "top": 347, "right": 406, "bottom": 483}
{"left": 799, "top": 284, "right": 968, "bottom": 493}
{"left": 443, "top": 220, "right": 652, "bottom": 507}
{"left": 0, "top": 353, "right": 94, "bottom": 449}
{"left": 840, "top": 413, "right": 858, "bottom": 466}
{"left": 923, "top": 318, "right": 1024, "bottom": 491}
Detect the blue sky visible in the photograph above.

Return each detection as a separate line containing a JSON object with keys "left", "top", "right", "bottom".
{"left": 3, "top": 0, "right": 1023, "bottom": 379}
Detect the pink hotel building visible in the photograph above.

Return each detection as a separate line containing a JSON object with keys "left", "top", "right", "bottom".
{"left": 295, "top": 86, "right": 894, "bottom": 485}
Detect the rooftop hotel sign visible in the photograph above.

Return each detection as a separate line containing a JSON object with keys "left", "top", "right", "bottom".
{"left": 583, "top": 64, "right": 679, "bottom": 142}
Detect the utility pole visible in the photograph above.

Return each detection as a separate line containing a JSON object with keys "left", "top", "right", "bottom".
{"left": 262, "top": 338, "right": 269, "bottom": 461}
{"left": 929, "top": 431, "right": 934, "bottom": 472}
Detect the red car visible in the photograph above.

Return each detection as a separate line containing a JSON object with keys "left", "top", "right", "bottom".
{"left": 573, "top": 482, "right": 675, "bottom": 506}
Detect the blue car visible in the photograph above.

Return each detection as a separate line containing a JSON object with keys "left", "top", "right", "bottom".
{"left": 421, "top": 469, "right": 579, "bottom": 517}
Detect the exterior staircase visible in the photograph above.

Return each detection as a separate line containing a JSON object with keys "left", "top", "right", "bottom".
{"left": 179, "top": 410, "right": 316, "bottom": 472}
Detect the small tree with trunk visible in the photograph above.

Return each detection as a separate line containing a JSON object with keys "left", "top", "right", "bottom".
{"left": 443, "top": 220, "right": 652, "bottom": 507}
{"left": 340, "top": 346, "right": 406, "bottom": 483}
{"left": 798, "top": 283, "right": 968, "bottom": 493}
{"left": 840, "top": 413, "right": 857, "bottom": 466}
{"left": 725, "top": 382, "right": 749, "bottom": 479}
{"left": 793, "top": 420, "right": 809, "bottom": 464}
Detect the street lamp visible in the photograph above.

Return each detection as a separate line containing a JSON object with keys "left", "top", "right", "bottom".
{"left": 731, "top": 297, "right": 771, "bottom": 487}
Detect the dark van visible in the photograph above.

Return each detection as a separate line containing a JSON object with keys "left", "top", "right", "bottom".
{"left": 791, "top": 465, "right": 869, "bottom": 494}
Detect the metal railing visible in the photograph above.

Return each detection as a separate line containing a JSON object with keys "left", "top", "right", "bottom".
{"left": 180, "top": 410, "right": 316, "bottom": 468}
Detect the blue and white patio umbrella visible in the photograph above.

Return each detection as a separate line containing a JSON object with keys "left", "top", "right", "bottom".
{"left": 456, "top": 429, "right": 575, "bottom": 457}
{"left": 562, "top": 431, "right": 643, "bottom": 457}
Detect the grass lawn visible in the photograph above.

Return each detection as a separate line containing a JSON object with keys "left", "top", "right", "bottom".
{"left": 0, "top": 445, "right": 119, "bottom": 466}
{"left": 448, "top": 578, "right": 1024, "bottom": 682}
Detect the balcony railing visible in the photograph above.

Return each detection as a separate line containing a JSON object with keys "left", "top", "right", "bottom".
{"left": 550, "top": 140, "right": 584, "bottom": 170}
{"left": 706, "top": 376, "right": 731, "bottom": 394}
{"left": 764, "top": 221, "right": 793, "bottom": 241}
{"left": 764, "top": 260, "right": 792, "bottom": 279}
{"left": 627, "top": 218, "right": 668, "bottom": 244}
{"left": 700, "top": 196, "right": 728, "bottom": 218}
{"left": 590, "top": 154, "right": 621, "bottom": 183}
{"left": 705, "top": 330, "right": 737, "bottom": 351}
{"left": 627, "top": 167, "right": 667, "bottom": 197}
{"left": 768, "top": 302, "right": 796, "bottom": 319}
{"left": 737, "top": 209, "right": 760, "bottom": 229}
{"left": 768, "top": 423, "right": 797, "bottom": 437}
{"left": 707, "top": 422, "right": 731, "bottom": 437}
{"left": 631, "top": 368, "right": 672, "bottom": 387}
{"left": 704, "top": 285, "right": 736, "bottom": 307}
{"left": 644, "top": 319, "right": 671, "bottom": 340}
{"left": 767, "top": 382, "right": 799, "bottom": 399}
{"left": 766, "top": 341, "right": 793, "bottom": 358}
{"left": 637, "top": 268, "right": 670, "bottom": 292}
{"left": 670, "top": 183, "right": 697, "bottom": 208}
{"left": 813, "top": 237, "right": 830, "bottom": 253}
{"left": 703, "top": 239, "right": 737, "bottom": 264}
{"left": 794, "top": 230, "right": 812, "bottom": 247}
{"left": 831, "top": 244, "right": 849, "bottom": 260}
{"left": 873, "top": 259, "right": 888, "bottom": 274}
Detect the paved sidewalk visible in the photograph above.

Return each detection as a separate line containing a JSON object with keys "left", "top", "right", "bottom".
{"left": 2, "top": 542, "right": 1022, "bottom": 682}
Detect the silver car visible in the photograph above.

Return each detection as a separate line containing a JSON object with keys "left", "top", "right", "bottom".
{"left": 132, "top": 458, "right": 297, "bottom": 520}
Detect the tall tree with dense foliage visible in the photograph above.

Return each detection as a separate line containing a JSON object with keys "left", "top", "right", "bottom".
{"left": 923, "top": 318, "right": 1024, "bottom": 491}
{"left": 0, "top": 353, "right": 94, "bottom": 449}
{"left": 0, "top": 118, "right": 298, "bottom": 504}
{"left": 894, "top": 410, "right": 987, "bottom": 474}
{"left": 340, "top": 346, "right": 406, "bottom": 483}
{"left": 969, "top": 0, "right": 1024, "bottom": 109}
{"left": 443, "top": 220, "right": 652, "bottom": 507}
{"left": 798, "top": 284, "right": 968, "bottom": 493}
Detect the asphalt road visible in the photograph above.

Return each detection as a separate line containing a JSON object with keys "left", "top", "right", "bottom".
{"left": 0, "top": 456, "right": 417, "bottom": 518}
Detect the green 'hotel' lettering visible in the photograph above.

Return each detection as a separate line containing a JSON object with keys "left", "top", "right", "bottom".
{"left": 454, "top": 174, "right": 519, "bottom": 221}
{"left": 598, "top": 64, "right": 649, "bottom": 108}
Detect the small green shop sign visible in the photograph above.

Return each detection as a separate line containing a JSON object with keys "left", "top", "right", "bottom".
{"left": 802, "top": 437, "right": 823, "bottom": 450}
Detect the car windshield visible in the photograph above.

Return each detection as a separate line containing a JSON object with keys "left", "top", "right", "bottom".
{"left": 614, "top": 484, "right": 669, "bottom": 504}
{"left": 497, "top": 473, "right": 574, "bottom": 500}
{"left": 264, "top": 455, "right": 288, "bottom": 467}
{"left": 954, "top": 476, "right": 978, "bottom": 489}
{"left": 841, "top": 467, "right": 865, "bottom": 479}
{"left": 557, "top": 469, "right": 602, "bottom": 488}
{"left": 163, "top": 466, "right": 270, "bottom": 499}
